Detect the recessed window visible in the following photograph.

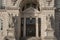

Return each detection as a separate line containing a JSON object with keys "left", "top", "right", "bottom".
{"left": 26, "top": 18, "right": 36, "bottom": 37}
{"left": 26, "top": 3, "right": 31, "bottom": 8}
{"left": 26, "top": 3, "right": 37, "bottom": 9}
{"left": 32, "top": 3, "right": 36, "bottom": 8}
{"left": 0, "top": 0, "right": 5, "bottom": 9}
{"left": 0, "top": 19, "right": 3, "bottom": 30}
{"left": 22, "top": 6, "right": 25, "bottom": 11}
{"left": 38, "top": 18, "right": 41, "bottom": 37}
{"left": 22, "top": 2, "right": 40, "bottom": 11}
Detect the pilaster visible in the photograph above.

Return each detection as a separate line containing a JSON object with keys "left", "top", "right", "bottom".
{"left": 44, "top": 14, "right": 56, "bottom": 40}
{"left": 36, "top": 17, "right": 39, "bottom": 37}
{"left": 23, "top": 18, "right": 26, "bottom": 37}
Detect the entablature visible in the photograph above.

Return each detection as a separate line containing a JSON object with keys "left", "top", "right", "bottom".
{"left": 41, "top": 7, "right": 56, "bottom": 10}
{"left": 22, "top": 7, "right": 40, "bottom": 14}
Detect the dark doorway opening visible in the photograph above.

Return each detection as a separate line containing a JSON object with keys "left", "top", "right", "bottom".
{"left": 26, "top": 18, "right": 36, "bottom": 37}
{"left": 20, "top": 18, "right": 41, "bottom": 38}
{"left": 38, "top": 18, "right": 41, "bottom": 37}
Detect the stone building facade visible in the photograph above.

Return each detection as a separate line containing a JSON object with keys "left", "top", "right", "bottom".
{"left": 0, "top": 0, "right": 60, "bottom": 40}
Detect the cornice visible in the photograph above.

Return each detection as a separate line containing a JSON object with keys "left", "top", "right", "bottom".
{"left": 41, "top": 7, "right": 56, "bottom": 10}
{"left": 0, "top": 9, "right": 6, "bottom": 12}
{"left": 5, "top": 6, "right": 20, "bottom": 10}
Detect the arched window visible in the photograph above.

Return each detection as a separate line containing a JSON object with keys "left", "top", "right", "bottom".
{"left": 22, "top": 3, "right": 37, "bottom": 11}
{"left": 21, "top": 1, "right": 40, "bottom": 11}
{"left": 26, "top": 3, "right": 37, "bottom": 9}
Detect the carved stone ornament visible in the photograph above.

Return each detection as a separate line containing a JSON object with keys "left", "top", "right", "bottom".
{"left": 9, "top": 14, "right": 14, "bottom": 28}
{"left": 46, "top": 0, "right": 52, "bottom": 6}
{"left": 7, "top": 14, "right": 16, "bottom": 40}
{"left": 11, "top": 0, "right": 17, "bottom": 5}
{"left": 45, "top": 15, "right": 57, "bottom": 40}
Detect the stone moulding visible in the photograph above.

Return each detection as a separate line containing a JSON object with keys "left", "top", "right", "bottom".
{"left": 44, "top": 36, "right": 57, "bottom": 40}
{"left": 5, "top": 6, "right": 20, "bottom": 10}
{"left": 41, "top": 7, "right": 56, "bottom": 10}
{"left": 0, "top": 9, "right": 6, "bottom": 12}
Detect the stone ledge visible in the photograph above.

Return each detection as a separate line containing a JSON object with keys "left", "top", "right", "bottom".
{"left": 5, "top": 6, "right": 20, "bottom": 10}
{"left": 44, "top": 36, "right": 57, "bottom": 40}
{"left": 0, "top": 9, "right": 6, "bottom": 12}
{"left": 41, "top": 7, "right": 56, "bottom": 10}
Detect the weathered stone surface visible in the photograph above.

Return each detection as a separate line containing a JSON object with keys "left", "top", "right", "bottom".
{"left": 0, "top": 0, "right": 60, "bottom": 40}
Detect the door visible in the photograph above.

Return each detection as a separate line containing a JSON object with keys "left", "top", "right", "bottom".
{"left": 26, "top": 18, "right": 36, "bottom": 37}
{"left": 20, "top": 18, "right": 41, "bottom": 38}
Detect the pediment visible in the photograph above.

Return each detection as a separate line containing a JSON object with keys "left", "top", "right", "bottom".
{"left": 23, "top": 7, "right": 40, "bottom": 14}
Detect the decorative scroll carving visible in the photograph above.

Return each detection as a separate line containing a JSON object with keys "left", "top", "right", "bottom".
{"left": 46, "top": 0, "right": 52, "bottom": 6}
{"left": 45, "top": 14, "right": 56, "bottom": 40}
{"left": 8, "top": 14, "right": 14, "bottom": 28}
{"left": 46, "top": 14, "right": 51, "bottom": 29}
{"left": 6, "top": 13, "right": 16, "bottom": 40}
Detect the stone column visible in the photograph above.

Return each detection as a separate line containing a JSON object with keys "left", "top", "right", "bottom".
{"left": 23, "top": 18, "right": 26, "bottom": 37}
{"left": 17, "top": 10, "right": 21, "bottom": 40}
{"left": 36, "top": 17, "right": 39, "bottom": 37}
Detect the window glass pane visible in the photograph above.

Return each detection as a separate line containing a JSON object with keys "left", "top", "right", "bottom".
{"left": 56, "top": 0, "right": 60, "bottom": 8}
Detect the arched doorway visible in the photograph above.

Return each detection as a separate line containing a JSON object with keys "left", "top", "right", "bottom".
{"left": 19, "top": 0, "right": 41, "bottom": 40}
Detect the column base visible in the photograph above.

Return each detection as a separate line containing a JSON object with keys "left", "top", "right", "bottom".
{"left": 20, "top": 37, "right": 41, "bottom": 40}
{"left": 44, "top": 36, "right": 57, "bottom": 40}
{"left": 6, "top": 28, "right": 16, "bottom": 40}
{"left": 4, "top": 36, "right": 16, "bottom": 40}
